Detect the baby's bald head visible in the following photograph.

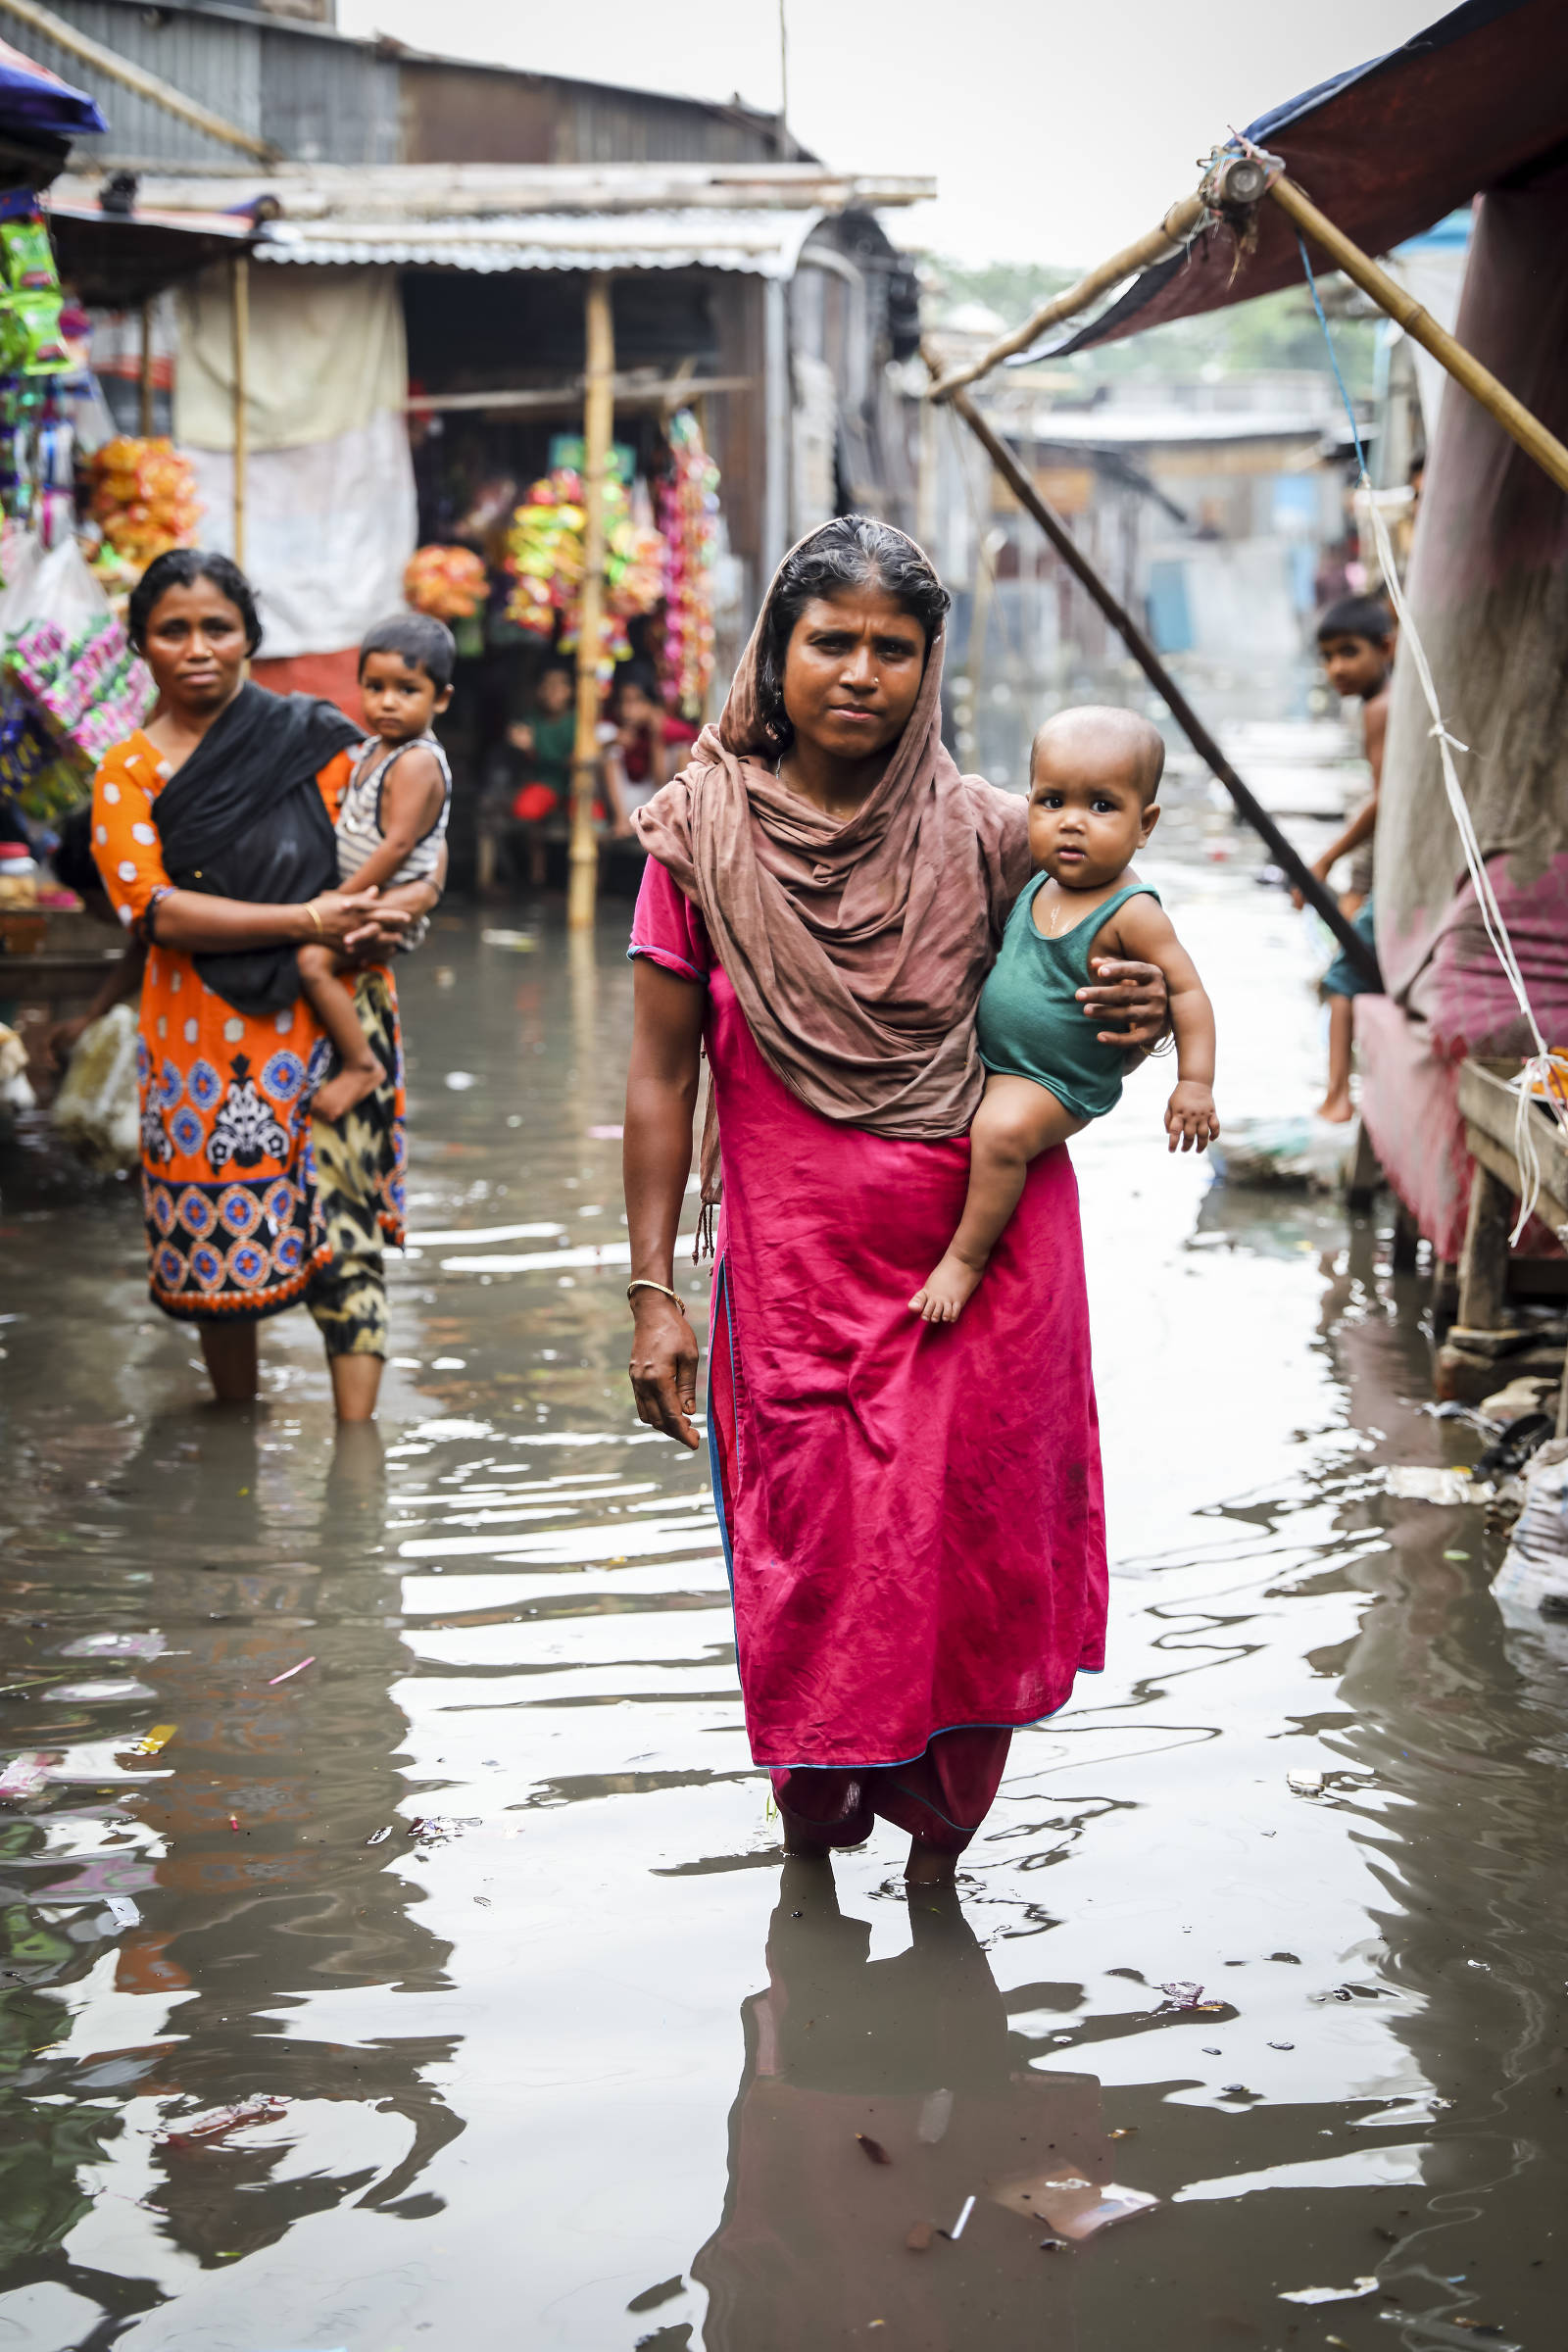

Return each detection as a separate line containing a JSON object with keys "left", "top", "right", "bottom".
{"left": 1030, "top": 706, "right": 1166, "bottom": 807}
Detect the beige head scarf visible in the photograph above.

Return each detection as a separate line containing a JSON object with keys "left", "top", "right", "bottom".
{"left": 633, "top": 522, "right": 1030, "bottom": 1181}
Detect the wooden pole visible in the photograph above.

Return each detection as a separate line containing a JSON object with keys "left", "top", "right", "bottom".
{"left": 938, "top": 369, "right": 1382, "bottom": 986}
{"left": 138, "top": 298, "right": 154, "bottom": 436}
{"left": 1268, "top": 172, "right": 1568, "bottom": 498}
{"left": 928, "top": 194, "right": 1207, "bottom": 404}
{"left": 230, "top": 253, "right": 248, "bottom": 571}
{"left": 567, "top": 271, "right": 614, "bottom": 933}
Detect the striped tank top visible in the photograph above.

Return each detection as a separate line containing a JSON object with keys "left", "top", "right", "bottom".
{"left": 335, "top": 734, "right": 451, "bottom": 952}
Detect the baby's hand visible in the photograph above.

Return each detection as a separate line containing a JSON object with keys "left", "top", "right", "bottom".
{"left": 1165, "top": 1081, "right": 1219, "bottom": 1154}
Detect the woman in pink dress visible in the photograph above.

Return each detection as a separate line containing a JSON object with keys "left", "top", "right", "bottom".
{"left": 623, "top": 518, "right": 1167, "bottom": 1883}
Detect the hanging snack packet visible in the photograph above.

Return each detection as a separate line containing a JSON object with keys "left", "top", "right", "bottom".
{"left": 0, "top": 290, "right": 72, "bottom": 374}
{"left": 0, "top": 215, "right": 59, "bottom": 292}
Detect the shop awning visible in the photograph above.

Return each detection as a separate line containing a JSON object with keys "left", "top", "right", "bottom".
{"left": 45, "top": 198, "right": 260, "bottom": 307}
{"left": 1036, "top": 0, "right": 1568, "bottom": 361}
{"left": 254, "top": 206, "right": 829, "bottom": 279}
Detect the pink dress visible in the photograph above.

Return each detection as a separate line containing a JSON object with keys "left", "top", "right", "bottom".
{"left": 632, "top": 860, "right": 1107, "bottom": 1851}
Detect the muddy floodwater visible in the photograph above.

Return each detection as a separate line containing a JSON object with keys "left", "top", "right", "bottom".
{"left": 1, "top": 787, "right": 1564, "bottom": 2352}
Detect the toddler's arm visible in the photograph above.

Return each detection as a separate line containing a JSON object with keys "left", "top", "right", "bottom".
{"left": 1111, "top": 897, "right": 1219, "bottom": 1153}
{"left": 339, "top": 746, "right": 447, "bottom": 897}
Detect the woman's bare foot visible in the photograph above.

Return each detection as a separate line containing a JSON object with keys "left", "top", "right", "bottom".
{"left": 1315, "top": 1089, "right": 1354, "bottom": 1124}
{"left": 313, "top": 1058, "right": 383, "bottom": 1124}
{"left": 905, "top": 1840, "right": 956, "bottom": 1886}
{"left": 908, "top": 1250, "right": 984, "bottom": 1323}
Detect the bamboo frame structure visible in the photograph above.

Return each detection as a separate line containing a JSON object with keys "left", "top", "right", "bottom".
{"left": 567, "top": 272, "right": 614, "bottom": 933}
{"left": 1268, "top": 172, "right": 1568, "bottom": 496}
{"left": 230, "top": 254, "right": 248, "bottom": 572}
{"left": 927, "top": 194, "right": 1208, "bottom": 404}
{"left": 937, "top": 369, "right": 1383, "bottom": 985}
{"left": 138, "top": 298, "right": 154, "bottom": 436}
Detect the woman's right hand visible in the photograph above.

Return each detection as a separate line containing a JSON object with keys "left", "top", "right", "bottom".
{"left": 310, "top": 888, "right": 410, "bottom": 952}
{"left": 629, "top": 1292, "right": 701, "bottom": 1449}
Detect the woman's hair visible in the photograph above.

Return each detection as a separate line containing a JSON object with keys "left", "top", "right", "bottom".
{"left": 612, "top": 660, "right": 661, "bottom": 708}
{"left": 361, "top": 610, "right": 457, "bottom": 690}
{"left": 754, "top": 515, "right": 951, "bottom": 749}
{"left": 128, "top": 548, "right": 262, "bottom": 655}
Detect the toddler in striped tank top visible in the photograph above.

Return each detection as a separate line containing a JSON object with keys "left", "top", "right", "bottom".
{"left": 298, "top": 612, "right": 453, "bottom": 1122}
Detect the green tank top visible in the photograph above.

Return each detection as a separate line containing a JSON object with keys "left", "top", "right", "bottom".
{"left": 975, "top": 875, "right": 1161, "bottom": 1122}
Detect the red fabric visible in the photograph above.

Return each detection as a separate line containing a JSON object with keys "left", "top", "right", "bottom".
{"left": 769, "top": 1730, "right": 1012, "bottom": 1856}
{"left": 251, "top": 648, "right": 363, "bottom": 722}
{"left": 633, "top": 859, "right": 1106, "bottom": 1787}
{"left": 512, "top": 782, "right": 558, "bottom": 822}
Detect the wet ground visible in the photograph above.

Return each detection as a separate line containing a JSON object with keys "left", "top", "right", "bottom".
{"left": 1, "top": 776, "right": 1564, "bottom": 2352}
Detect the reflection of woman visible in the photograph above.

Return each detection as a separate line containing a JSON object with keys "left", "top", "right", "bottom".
{"left": 625, "top": 518, "right": 1169, "bottom": 1881}
{"left": 693, "top": 1865, "right": 1106, "bottom": 2348}
{"left": 92, "top": 550, "right": 438, "bottom": 1419}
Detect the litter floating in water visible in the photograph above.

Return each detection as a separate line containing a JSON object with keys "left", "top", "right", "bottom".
{"left": 1268, "top": 2041, "right": 1296, "bottom": 2051}
{"left": 104, "top": 1895, "right": 140, "bottom": 1928}
{"left": 856, "top": 2132, "right": 891, "bottom": 2165}
{"left": 156, "top": 2094, "right": 289, "bottom": 2149}
{"left": 1280, "top": 2279, "right": 1378, "bottom": 2305}
{"left": 991, "top": 2175, "right": 1157, "bottom": 2241}
{"left": 1287, "top": 1769, "right": 1325, "bottom": 1795}
{"left": 1107, "top": 2127, "right": 1137, "bottom": 2139}
{"left": 1158, "top": 1981, "right": 1203, "bottom": 2008}
{"left": 366, "top": 1826, "right": 393, "bottom": 1846}
{"left": 479, "top": 928, "right": 537, "bottom": 952}
{"left": 128, "top": 1724, "right": 175, "bottom": 1757}
{"left": 0, "top": 1752, "right": 53, "bottom": 1800}
{"left": 61, "top": 1631, "right": 167, "bottom": 1660}
{"left": 267, "top": 1657, "right": 315, "bottom": 1687}
{"left": 946, "top": 2194, "right": 976, "bottom": 2241}
{"left": 905, "top": 2221, "right": 935, "bottom": 2253}
{"left": 1386, "top": 1466, "right": 1495, "bottom": 1505}
{"left": 916, "top": 2088, "right": 954, "bottom": 2145}
{"left": 444, "top": 1071, "right": 478, "bottom": 1091}
{"left": 1207, "top": 1113, "right": 1354, "bottom": 1191}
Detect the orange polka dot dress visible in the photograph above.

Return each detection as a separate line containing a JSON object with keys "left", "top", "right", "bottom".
{"left": 92, "top": 731, "right": 406, "bottom": 1323}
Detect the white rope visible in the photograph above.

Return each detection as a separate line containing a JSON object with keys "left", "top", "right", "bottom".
{"left": 1361, "top": 485, "right": 1568, "bottom": 1245}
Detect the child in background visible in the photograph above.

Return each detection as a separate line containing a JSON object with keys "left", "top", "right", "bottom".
{"left": 297, "top": 612, "right": 452, "bottom": 1122}
{"left": 507, "top": 661, "right": 575, "bottom": 823}
{"left": 910, "top": 707, "right": 1218, "bottom": 1324}
{"left": 602, "top": 662, "right": 699, "bottom": 822}
{"left": 1292, "top": 593, "right": 1395, "bottom": 1123}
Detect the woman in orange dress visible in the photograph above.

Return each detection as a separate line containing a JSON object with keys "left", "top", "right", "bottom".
{"left": 93, "top": 549, "right": 438, "bottom": 1419}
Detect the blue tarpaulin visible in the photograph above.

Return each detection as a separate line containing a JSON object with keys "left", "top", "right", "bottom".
{"left": 0, "top": 31, "right": 106, "bottom": 145}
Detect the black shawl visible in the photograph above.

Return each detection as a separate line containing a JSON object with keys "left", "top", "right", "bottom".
{"left": 151, "top": 682, "right": 362, "bottom": 1017}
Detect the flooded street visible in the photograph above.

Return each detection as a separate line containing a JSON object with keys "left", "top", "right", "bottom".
{"left": 2, "top": 801, "right": 1565, "bottom": 2352}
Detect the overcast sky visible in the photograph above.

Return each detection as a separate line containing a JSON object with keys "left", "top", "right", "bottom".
{"left": 339, "top": 0, "right": 1441, "bottom": 265}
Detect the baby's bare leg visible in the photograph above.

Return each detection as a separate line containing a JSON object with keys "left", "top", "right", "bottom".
{"left": 297, "top": 941, "right": 383, "bottom": 1123}
{"left": 909, "top": 1075, "right": 1087, "bottom": 1323}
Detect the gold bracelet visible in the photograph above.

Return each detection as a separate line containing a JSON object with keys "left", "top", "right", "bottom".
{"left": 627, "top": 1279, "right": 688, "bottom": 1314}
{"left": 306, "top": 900, "right": 324, "bottom": 934}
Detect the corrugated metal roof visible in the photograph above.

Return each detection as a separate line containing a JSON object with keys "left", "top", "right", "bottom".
{"left": 255, "top": 207, "right": 828, "bottom": 278}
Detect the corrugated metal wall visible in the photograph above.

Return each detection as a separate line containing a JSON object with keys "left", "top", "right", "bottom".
{"left": 43, "top": 0, "right": 776, "bottom": 170}
{"left": 37, "top": 0, "right": 264, "bottom": 169}
{"left": 44, "top": 0, "right": 397, "bottom": 166}
{"left": 261, "top": 28, "right": 397, "bottom": 164}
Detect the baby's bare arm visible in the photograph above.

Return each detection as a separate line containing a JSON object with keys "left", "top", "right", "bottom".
{"left": 339, "top": 747, "right": 446, "bottom": 896}
{"left": 1102, "top": 898, "right": 1219, "bottom": 1152}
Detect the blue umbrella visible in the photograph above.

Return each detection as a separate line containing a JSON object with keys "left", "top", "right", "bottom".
{"left": 0, "top": 31, "right": 107, "bottom": 142}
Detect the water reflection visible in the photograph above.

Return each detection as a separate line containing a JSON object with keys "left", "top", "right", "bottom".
{"left": 1, "top": 1409, "right": 462, "bottom": 2343}
{"left": 696, "top": 1863, "right": 1113, "bottom": 2352}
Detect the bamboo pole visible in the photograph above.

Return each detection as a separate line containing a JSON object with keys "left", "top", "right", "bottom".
{"left": 938, "top": 370, "right": 1382, "bottom": 987}
{"left": 567, "top": 271, "right": 614, "bottom": 933}
{"left": 230, "top": 253, "right": 249, "bottom": 571}
{"left": 1268, "top": 172, "right": 1568, "bottom": 498}
{"left": 927, "top": 193, "right": 1207, "bottom": 404}
{"left": 138, "top": 297, "right": 154, "bottom": 435}
{"left": 0, "top": 0, "right": 277, "bottom": 161}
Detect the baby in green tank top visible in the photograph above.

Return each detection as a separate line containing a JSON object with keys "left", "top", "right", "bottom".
{"left": 910, "top": 707, "right": 1219, "bottom": 1324}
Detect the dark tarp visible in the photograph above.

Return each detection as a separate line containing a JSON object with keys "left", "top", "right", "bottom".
{"left": 46, "top": 202, "right": 259, "bottom": 308}
{"left": 1034, "top": 0, "right": 1568, "bottom": 361}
